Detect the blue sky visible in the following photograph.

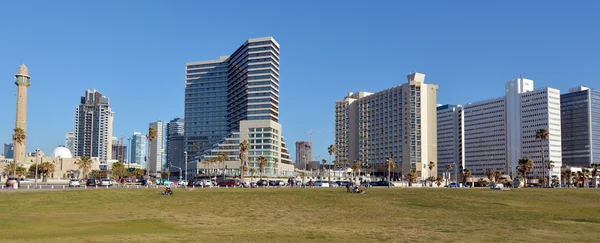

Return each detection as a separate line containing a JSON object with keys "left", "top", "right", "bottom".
{"left": 0, "top": 1, "right": 598, "bottom": 161}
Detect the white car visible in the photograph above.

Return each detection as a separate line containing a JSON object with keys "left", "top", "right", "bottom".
{"left": 69, "top": 179, "right": 81, "bottom": 187}
{"left": 99, "top": 179, "right": 112, "bottom": 187}
{"left": 19, "top": 178, "right": 34, "bottom": 185}
{"left": 179, "top": 180, "right": 188, "bottom": 187}
{"left": 313, "top": 180, "right": 329, "bottom": 187}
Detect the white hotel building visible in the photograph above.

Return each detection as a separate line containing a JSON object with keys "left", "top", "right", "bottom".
{"left": 461, "top": 77, "right": 562, "bottom": 180}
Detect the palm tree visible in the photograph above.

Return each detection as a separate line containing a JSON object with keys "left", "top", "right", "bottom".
{"left": 461, "top": 168, "right": 472, "bottom": 186}
{"left": 386, "top": 157, "right": 395, "bottom": 187}
{"left": 582, "top": 169, "right": 590, "bottom": 188}
{"left": 536, "top": 129, "right": 549, "bottom": 185}
{"left": 39, "top": 161, "right": 55, "bottom": 182}
{"left": 146, "top": 127, "right": 157, "bottom": 179}
{"left": 427, "top": 176, "right": 436, "bottom": 187}
{"left": 494, "top": 171, "right": 503, "bottom": 183}
{"left": 239, "top": 140, "right": 250, "bottom": 184}
{"left": 76, "top": 156, "right": 93, "bottom": 179}
{"left": 544, "top": 160, "right": 554, "bottom": 187}
{"left": 249, "top": 168, "right": 257, "bottom": 182}
{"left": 428, "top": 161, "right": 435, "bottom": 178}
{"left": 351, "top": 160, "right": 360, "bottom": 181}
{"left": 16, "top": 165, "right": 27, "bottom": 178}
{"left": 445, "top": 164, "right": 453, "bottom": 186}
{"left": 537, "top": 176, "right": 546, "bottom": 187}
{"left": 219, "top": 152, "right": 229, "bottom": 179}
{"left": 591, "top": 163, "right": 599, "bottom": 188}
{"left": 327, "top": 145, "right": 336, "bottom": 179}
{"left": 477, "top": 178, "right": 487, "bottom": 187}
{"left": 406, "top": 171, "right": 417, "bottom": 187}
{"left": 517, "top": 158, "right": 533, "bottom": 187}
{"left": 563, "top": 169, "right": 572, "bottom": 187}
{"left": 486, "top": 169, "right": 495, "bottom": 182}
{"left": 11, "top": 127, "right": 26, "bottom": 177}
{"left": 257, "top": 156, "right": 268, "bottom": 181}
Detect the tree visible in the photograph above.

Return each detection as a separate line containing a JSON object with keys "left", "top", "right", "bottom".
{"left": 477, "top": 178, "right": 488, "bottom": 187}
{"left": 146, "top": 127, "right": 157, "bottom": 179}
{"left": 132, "top": 169, "right": 145, "bottom": 179}
{"left": 327, "top": 145, "right": 336, "bottom": 180}
{"left": 435, "top": 176, "right": 443, "bottom": 187}
{"left": 249, "top": 168, "right": 257, "bottom": 181}
{"left": 428, "top": 161, "right": 435, "bottom": 178}
{"left": 461, "top": 168, "right": 472, "bottom": 186}
{"left": 428, "top": 176, "right": 436, "bottom": 187}
{"left": 320, "top": 159, "right": 327, "bottom": 178}
{"left": 4, "top": 163, "right": 17, "bottom": 177}
{"left": 485, "top": 168, "right": 495, "bottom": 182}
{"left": 544, "top": 160, "right": 554, "bottom": 188}
{"left": 219, "top": 152, "right": 229, "bottom": 179}
{"left": 111, "top": 162, "right": 127, "bottom": 180}
{"left": 351, "top": 160, "right": 360, "bottom": 180}
{"left": 494, "top": 171, "right": 503, "bottom": 182}
{"left": 517, "top": 158, "right": 533, "bottom": 187}
{"left": 406, "top": 171, "right": 417, "bottom": 187}
{"left": 563, "top": 169, "right": 572, "bottom": 187}
{"left": 582, "top": 169, "right": 590, "bottom": 188}
{"left": 76, "top": 156, "right": 93, "bottom": 179}
{"left": 39, "top": 162, "right": 55, "bottom": 182}
{"left": 11, "top": 127, "right": 26, "bottom": 176}
{"left": 258, "top": 156, "right": 268, "bottom": 181}
{"left": 536, "top": 129, "right": 549, "bottom": 185}
{"left": 239, "top": 140, "right": 250, "bottom": 184}
{"left": 591, "top": 163, "right": 599, "bottom": 188}
{"left": 445, "top": 164, "right": 453, "bottom": 186}
{"left": 386, "top": 158, "right": 395, "bottom": 186}
{"left": 537, "top": 176, "right": 546, "bottom": 187}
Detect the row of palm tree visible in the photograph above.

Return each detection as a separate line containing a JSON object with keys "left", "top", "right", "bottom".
{"left": 562, "top": 166, "right": 599, "bottom": 188}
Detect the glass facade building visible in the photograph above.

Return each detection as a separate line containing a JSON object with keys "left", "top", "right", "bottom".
{"left": 561, "top": 87, "right": 600, "bottom": 167}
{"left": 185, "top": 37, "right": 280, "bottom": 158}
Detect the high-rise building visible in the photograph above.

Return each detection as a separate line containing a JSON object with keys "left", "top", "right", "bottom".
{"left": 111, "top": 137, "right": 128, "bottom": 162}
{"left": 334, "top": 72, "right": 438, "bottom": 180}
{"left": 129, "top": 132, "right": 146, "bottom": 166}
{"left": 74, "top": 89, "right": 114, "bottom": 162}
{"left": 463, "top": 77, "right": 562, "bottom": 179}
{"left": 3, "top": 143, "right": 14, "bottom": 159}
{"left": 166, "top": 118, "right": 185, "bottom": 174}
{"left": 13, "top": 64, "right": 31, "bottom": 165}
{"left": 561, "top": 86, "right": 600, "bottom": 167}
{"left": 148, "top": 121, "right": 165, "bottom": 174}
{"left": 436, "top": 104, "right": 464, "bottom": 177}
{"left": 184, "top": 37, "right": 293, "bottom": 177}
{"left": 295, "top": 141, "right": 312, "bottom": 169}
{"left": 64, "top": 132, "right": 75, "bottom": 154}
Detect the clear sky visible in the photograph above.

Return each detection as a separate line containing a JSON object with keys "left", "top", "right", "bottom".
{"left": 0, "top": 1, "right": 598, "bottom": 161}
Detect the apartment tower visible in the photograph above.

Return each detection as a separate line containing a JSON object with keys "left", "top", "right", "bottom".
{"left": 74, "top": 89, "right": 114, "bottom": 162}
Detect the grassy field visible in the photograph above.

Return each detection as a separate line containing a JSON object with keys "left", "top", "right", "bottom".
{"left": 0, "top": 188, "right": 599, "bottom": 242}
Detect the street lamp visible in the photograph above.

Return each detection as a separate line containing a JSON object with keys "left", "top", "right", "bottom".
{"left": 35, "top": 148, "right": 40, "bottom": 185}
{"left": 184, "top": 151, "right": 188, "bottom": 181}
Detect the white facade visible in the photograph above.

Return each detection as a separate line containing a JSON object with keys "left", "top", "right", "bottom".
{"left": 463, "top": 77, "right": 562, "bottom": 179}
{"left": 436, "top": 104, "right": 465, "bottom": 176}
{"left": 74, "top": 89, "right": 114, "bottom": 162}
{"left": 148, "top": 121, "right": 165, "bottom": 174}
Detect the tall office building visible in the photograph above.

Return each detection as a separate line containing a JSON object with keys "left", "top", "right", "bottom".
{"left": 130, "top": 132, "right": 146, "bottom": 165}
{"left": 561, "top": 86, "right": 600, "bottom": 167}
{"left": 148, "top": 121, "right": 165, "bottom": 173}
{"left": 334, "top": 72, "right": 438, "bottom": 180}
{"left": 74, "top": 89, "right": 114, "bottom": 162}
{"left": 111, "top": 137, "right": 128, "bottom": 162}
{"left": 295, "top": 141, "right": 312, "bottom": 169}
{"left": 3, "top": 143, "right": 14, "bottom": 159}
{"left": 166, "top": 118, "right": 185, "bottom": 174}
{"left": 463, "top": 77, "right": 562, "bottom": 179}
{"left": 436, "top": 104, "right": 464, "bottom": 176}
{"left": 64, "top": 132, "right": 75, "bottom": 154}
{"left": 184, "top": 37, "right": 292, "bottom": 177}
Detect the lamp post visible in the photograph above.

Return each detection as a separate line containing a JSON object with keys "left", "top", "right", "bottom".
{"left": 184, "top": 151, "right": 188, "bottom": 182}
{"left": 35, "top": 148, "right": 40, "bottom": 185}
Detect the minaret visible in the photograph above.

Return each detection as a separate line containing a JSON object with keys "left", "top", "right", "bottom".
{"left": 14, "top": 64, "right": 31, "bottom": 165}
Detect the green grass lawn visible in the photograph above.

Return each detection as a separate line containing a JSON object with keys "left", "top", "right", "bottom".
{"left": 1, "top": 188, "right": 599, "bottom": 242}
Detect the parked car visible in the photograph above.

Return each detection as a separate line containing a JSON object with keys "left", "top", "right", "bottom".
{"left": 256, "top": 180, "right": 269, "bottom": 186}
{"left": 328, "top": 181, "right": 339, "bottom": 187}
{"left": 371, "top": 181, "right": 394, "bottom": 187}
{"left": 268, "top": 180, "right": 284, "bottom": 186}
{"left": 217, "top": 179, "right": 239, "bottom": 187}
{"left": 5, "top": 177, "right": 20, "bottom": 187}
{"left": 19, "top": 178, "right": 34, "bottom": 185}
{"left": 86, "top": 179, "right": 97, "bottom": 186}
{"left": 68, "top": 178, "right": 81, "bottom": 187}
{"left": 99, "top": 179, "right": 112, "bottom": 187}
{"left": 488, "top": 183, "right": 504, "bottom": 189}
{"left": 312, "top": 180, "right": 329, "bottom": 187}
{"left": 447, "top": 182, "right": 459, "bottom": 188}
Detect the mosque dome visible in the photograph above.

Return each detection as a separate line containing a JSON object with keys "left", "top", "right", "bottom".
{"left": 52, "top": 146, "right": 73, "bottom": 158}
